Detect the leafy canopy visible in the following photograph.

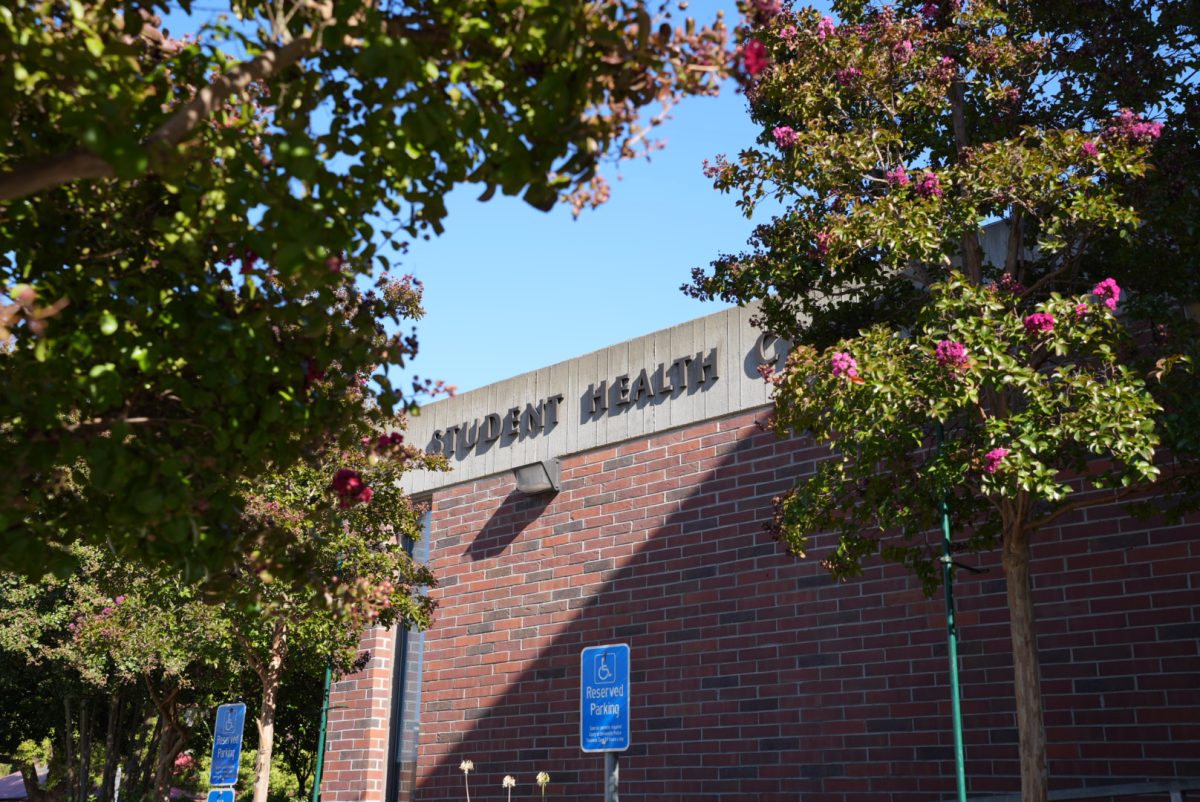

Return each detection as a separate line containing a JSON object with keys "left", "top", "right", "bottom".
{"left": 0, "top": 0, "right": 729, "bottom": 581}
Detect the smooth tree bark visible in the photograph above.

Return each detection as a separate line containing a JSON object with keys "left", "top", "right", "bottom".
{"left": 76, "top": 699, "right": 91, "bottom": 802}
{"left": 132, "top": 705, "right": 162, "bottom": 801}
{"left": 145, "top": 683, "right": 186, "bottom": 802}
{"left": 18, "top": 762, "right": 50, "bottom": 802}
{"left": 1004, "top": 519, "right": 1047, "bottom": 802}
{"left": 246, "top": 619, "right": 291, "bottom": 802}
{"left": 61, "top": 697, "right": 76, "bottom": 799}
{"left": 99, "top": 693, "right": 123, "bottom": 802}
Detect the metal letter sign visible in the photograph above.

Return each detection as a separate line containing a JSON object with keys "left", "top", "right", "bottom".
{"left": 209, "top": 702, "right": 247, "bottom": 786}
{"left": 580, "top": 643, "right": 630, "bottom": 752}
{"left": 206, "top": 790, "right": 235, "bottom": 802}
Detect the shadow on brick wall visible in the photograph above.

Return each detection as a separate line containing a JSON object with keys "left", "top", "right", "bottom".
{"left": 408, "top": 414, "right": 1200, "bottom": 802}
{"left": 468, "top": 490, "right": 554, "bottom": 561}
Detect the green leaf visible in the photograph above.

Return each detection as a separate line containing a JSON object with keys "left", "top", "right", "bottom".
{"left": 100, "top": 311, "right": 118, "bottom": 335}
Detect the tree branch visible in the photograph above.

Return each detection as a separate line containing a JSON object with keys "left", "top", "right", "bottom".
{"left": 0, "top": 34, "right": 317, "bottom": 202}
{"left": 234, "top": 628, "right": 268, "bottom": 682}
{"left": 1030, "top": 467, "right": 1199, "bottom": 531}
{"left": 948, "top": 78, "right": 984, "bottom": 283}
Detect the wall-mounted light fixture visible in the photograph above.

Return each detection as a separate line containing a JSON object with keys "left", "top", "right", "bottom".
{"left": 513, "top": 458, "right": 561, "bottom": 495}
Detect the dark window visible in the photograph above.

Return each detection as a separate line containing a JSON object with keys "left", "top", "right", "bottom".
{"left": 385, "top": 509, "right": 430, "bottom": 802}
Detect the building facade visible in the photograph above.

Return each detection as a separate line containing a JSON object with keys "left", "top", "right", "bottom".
{"left": 321, "top": 306, "right": 1200, "bottom": 802}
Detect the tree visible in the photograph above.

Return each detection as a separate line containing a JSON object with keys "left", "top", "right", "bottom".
{"left": 270, "top": 647, "right": 327, "bottom": 801}
{"left": 1, "top": 428, "right": 436, "bottom": 802}
{"left": 225, "top": 435, "right": 438, "bottom": 802}
{"left": 0, "top": 0, "right": 730, "bottom": 583}
{"left": 0, "top": 546, "right": 240, "bottom": 802}
{"left": 687, "top": 2, "right": 1198, "bottom": 800}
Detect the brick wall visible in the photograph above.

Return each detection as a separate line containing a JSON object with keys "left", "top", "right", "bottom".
{"left": 324, "top": 407, "right": 1200, "bottom": 802}
{"left": 324, "top": 627, "right": 397, "bottom": 802}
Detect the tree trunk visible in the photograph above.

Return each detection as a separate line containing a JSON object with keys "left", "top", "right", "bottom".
{"left": 133, "top": 706, "right": 161, "bottom": 801}
{"left": 948, "top": 77, "right": 984, "bottom": 284}
{"left": 295, "top": 766, "right": 312, "bottom": 802}
{"left": 61, "top": 696, "right": 77, "bottom": 801}
{"left": 1003, "top": 524, "right": 1049, "bottom": 802}
{"left": 146, "top": 685, "right": 186, "bottom": 802}
{"left": 252, "top": 620, "right": 290, "bottom": 802}
{"left": 19, "top": 762, "right": 49, "bottom": 802}
{"left": 152, "top": 723, "right": 185, "bottom": 802}
{"left": 77, "top": 698, "right": 92, "bottom": 802}
{"left": 99, "top": 692, "right": 123, "bottom": 802}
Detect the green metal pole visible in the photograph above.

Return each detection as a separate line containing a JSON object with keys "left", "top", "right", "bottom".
{"left": 938, "top": 422, "right": 968, "bottom": 802}
{"left": 311, "top": 661, "right": 334, "bottom": 802}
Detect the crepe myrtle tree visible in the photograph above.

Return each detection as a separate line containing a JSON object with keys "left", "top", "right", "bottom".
{"left": 226, "top": 431, "right": 439, "bottom": 802}
{"left": 687, "top": 2, "right": 1198, "bottom": 800}
{"left": 0, "top": 429, "right": 439, "bottom": 802}
{"left": 0, "top": 545, "right": 238, "bottom": 802}
{"left": 0, "top": 0, "right": 730, "bottom": 583}
{"left": 763, "top": 276, "right": 1163, "bottom": 796}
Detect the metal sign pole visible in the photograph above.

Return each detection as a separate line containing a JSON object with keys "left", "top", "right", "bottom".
{"left": 938, "top": 422, "right": 968, "bottom": 802}
{"left": 604, "top": 752, "right": 619, "bottom": 802}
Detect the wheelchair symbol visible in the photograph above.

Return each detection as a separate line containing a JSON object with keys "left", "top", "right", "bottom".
{"left": 594, "top": 653, "right": 615, "bottom": 684}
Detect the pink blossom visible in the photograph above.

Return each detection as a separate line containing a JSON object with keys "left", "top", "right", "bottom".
{"left": 756, "top": 362, "right": 781, "bottom": 385}
{"left": 1092, "top": 277, "right": 1121, "bottom": 310}
{"left": 752, "top": 0, "right": 783, "bottom": 18}
{"left": 813, "top": 230, "right": 831, "bottom": 257}
{"left": 331, "top": 468, "right": 374, "bottom": 507}
{"left": 779, "top": 25, "right": 798, "bottom": 42}
{"left": 893, "top": 39, "right": 914, "bottom": 61}
{"left": 915, "top": 171, "right": 943, "bottom": 198}
{"left": 935, "top": 340, "right": 969, "bottom": 371}
{"left": 835, "top": 67, "right": 862, "bottom": 85}
{"left": 371, "top": 431, "right": 405, "bottom": 451}
{"left": 1079, "top": 141, "right": 1099, "bottom": 158}
{"left": 920, "top": 1, "right": 939, "bottom": 20}
{"left": 830, "top": 351, "right": 859, "bottom": 379}
{"left": 817, "top": 16, "right": 837, "bottom": 41}
{"left": 326, "top": 255, "right": 344, "bottom": 273}
{"left": 331, "top": 468, "right": 365, "bottom": 497}
{"left": 115, "top": 596, "right": 127, "bottom": 605}
{"left": 886, "top": 165, "right": 910, "bottom": 187}
{"left": 1023, "top": 312, "right": 1056, "bottom": 335}
{"left": 1103, "top": 109, "right": 1163, "bottom": 143}
{"left": 998, "top": 273, "right": 1025, "bottom": 295}
{"left": 983, "top": 447, "right": 1009, "bottom": 474}
{"left": 931, "top": 56, "right": 956, "bottom": 81}
{"left": 743, "top": 40, "right": 770, "bottom": 77}
{"left": 1075, "top": 303, "right": 1089, "bottom": 317}
{"left": 773, "top": 125, "right": 799, "bottom": 148}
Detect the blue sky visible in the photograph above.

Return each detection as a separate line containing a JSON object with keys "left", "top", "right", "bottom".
{"left": 403, "top": 0, "right": 762, "bottom": 394}
{"left": 403, "top": 97, "right": 757, "bottom": 393}
{"left": 170, "top": 1, "right": 836, "bottom": 394}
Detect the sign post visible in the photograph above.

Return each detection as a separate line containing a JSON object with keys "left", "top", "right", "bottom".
{"left": 208, "top": 702, "right": 247, "bottom": 789}
{"left": 581, "top": 644, "right": 630, "bottom": 802}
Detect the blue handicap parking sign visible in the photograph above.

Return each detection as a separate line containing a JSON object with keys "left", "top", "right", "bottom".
{"left": 580, "top": 643, "right": 630, "bottom": 752}
{"left": 207, "top": 789, "right": 235, "bottom": 802}
{"left": 209, "top": 703, "right": 247, "bottom": 787}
